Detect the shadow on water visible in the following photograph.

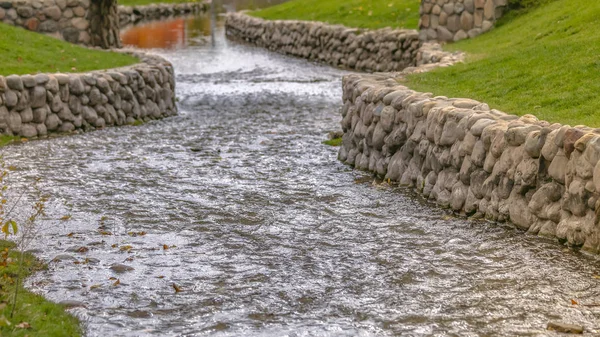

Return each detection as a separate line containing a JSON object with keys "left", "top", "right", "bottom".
{"left": 1, "top": 1, "right": 600, "bottom": 336}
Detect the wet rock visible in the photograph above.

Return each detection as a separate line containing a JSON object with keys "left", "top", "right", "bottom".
{"left": 127, "top": 310, "right": 153, "bottom": 318}
{"left": 45, "top": 113, "right": 61, "bottom": 131}
{"left": 110, "top": 263, "right": 134, "bottom": 273}
{"left": 53, "top": 254, "right": 76, "bottom": 261}
{"left": 547, "top": 322, "right": 584, "bottom": 334}
{"left": 59, "top": 300, "right": 87, "bottom": 309}
{"left": 20, "top": 124, "right": 37, "bottom": 138}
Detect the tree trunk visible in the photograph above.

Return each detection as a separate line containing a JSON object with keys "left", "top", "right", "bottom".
{"left": 88, "top": 0, "right": 122, "bottom": 49}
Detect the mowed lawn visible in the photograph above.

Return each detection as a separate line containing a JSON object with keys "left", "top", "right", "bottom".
{"left": 0, "top": 23, "right": 137, "bottom": 76}
{"left": 249, "top": 0, "right": 421, "bottom": 30}
{"left": 406, "top": 0, "right": 600, "bottom": 126}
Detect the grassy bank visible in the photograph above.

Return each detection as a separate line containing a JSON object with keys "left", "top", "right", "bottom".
{"left": 0, "top": 23, "right": 137, "bottom": 76}
{"left": 406, "top": 0, "right": 600, "bottom": 126}
{"left": 0, "top": 240, "right": 81, "bottom": 337}
{"left": 249, "top": 0, "right": 420, "bottom": 30}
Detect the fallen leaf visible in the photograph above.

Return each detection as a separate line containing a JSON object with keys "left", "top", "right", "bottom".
{"left": 67, "top": 233, "right": 75, "bottom": 237}
{"left": 113, "top": 279, "right": 120, "bottom": 286}
{"left": 163, "top": 244, "right": 169, "bottom": 250}
{"left": 157, "top": 275, "right": 164, "bottom": 279}
{"left": 90, "top": 284, "right": 101, "bottom": 290}
{"left": 119, "top": 245, "right": 133, "bottom": 252}
{"left": 76, "top": 247, "right": 89, "bottom": 253}
{"left": 100, "top": 231, "right": 113, "bottom": 236}
{"left": 571, "top": 299, "right": 579, "bottom": 305}
{"left": 172, "top": 283, "right": 181, "bottom": 293}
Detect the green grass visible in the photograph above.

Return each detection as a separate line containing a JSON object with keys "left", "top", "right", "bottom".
{"left": 406, "top": 0, "right": 600, "bottom": 126}
{"left": 0, "top": 23, "right": 138, "bottom": 76}
{"left": 0, "top": 240, "right": 81, "bottom": 336}
{"left": 118, "top": 0, "right": 202, "bottom": 6}
{"left": 0, "top": 136, "right": 19, "bottom": 147}
{"left": 322, "top": 137, "right": 343, "bottom": 146}
{"left": 249, "top": 0, "right": 420, "bottom": 30}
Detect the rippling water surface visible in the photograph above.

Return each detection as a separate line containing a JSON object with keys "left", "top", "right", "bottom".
{"left": 2, "top": 11, "right": 600, "bottom": 337}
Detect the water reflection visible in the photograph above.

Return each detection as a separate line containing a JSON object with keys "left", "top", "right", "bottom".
{"left": 122, "top": 18, "right": 190, "bottom": 49}
{"left": 121, "top": 0, "right": 288, "bottom": 50}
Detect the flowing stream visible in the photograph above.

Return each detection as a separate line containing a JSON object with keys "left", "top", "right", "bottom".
{"left": 1, "top": 7, "right": 600, "bottom": 337}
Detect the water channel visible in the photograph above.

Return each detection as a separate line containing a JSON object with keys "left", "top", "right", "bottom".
{"left": 2, "top": 5, "right": 600, "bottom": 336}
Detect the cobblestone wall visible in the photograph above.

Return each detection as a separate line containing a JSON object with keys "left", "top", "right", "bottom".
{"left": 339, "top": 69, "right": 600, "bottom": 253}
{"left": 419, "top": 0, "right": 507, "bottom": 42}
{"left": 226, "top": 12, "right": 423, "bottom": 73}
{"left": 0, "top": 0, "right": 208, "bottom": 48}
{"left": 0, "top": 51, "right": 177, "bottom": 138}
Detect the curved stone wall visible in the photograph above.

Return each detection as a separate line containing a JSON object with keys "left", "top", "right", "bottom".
{"left": 225, "top": 13, "right": 422, "bottom": 73}
{"left": 339, "top": 72, "right": 600, "bottom": 253}
{"left": 0, "top": 0, "right": 95, "bottom": 45}
{"left": 0, "top": 51, "right": 176, "bottom": 138}
{"left": 419, "top": 0, "right": 507, "bottom": 42}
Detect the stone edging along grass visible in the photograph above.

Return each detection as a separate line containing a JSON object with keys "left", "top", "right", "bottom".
{"left": 225, "top": 12, "right": 464, "bottom": 73}
{"left": 226, "top": 12, "right": 423, "bottom": 73}
{"left": 340, "top": 63, "right": 600, "bottom": 253}
{"left": 225, "top": 11, "right": 600, "bottom": 254}
{"left": 0, "top": 50, "right": 177, "bottom": 139}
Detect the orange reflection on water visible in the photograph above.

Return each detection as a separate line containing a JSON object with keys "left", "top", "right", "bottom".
{"left": 121, "top": 18, "right": 187, "bottom": 49}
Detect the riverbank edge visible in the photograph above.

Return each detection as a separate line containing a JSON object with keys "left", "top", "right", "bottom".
{"left": 0, "top": 49, "right": 177, "bottom": 140}
{"left": 340, "top": 65, "right": 600, "bottom": 253}
{"left": 0, "top": 240, "right": 82, "bottom": 336}
{"left": 225, "top": 12, "right": 429, "bottom": 73}
{"left": 118, "top": 1, "right": 209, "bottom": 27}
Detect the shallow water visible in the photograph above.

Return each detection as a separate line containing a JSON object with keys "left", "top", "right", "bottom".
{"left": 1, "top": 10, "right": 600, "bottom": 337}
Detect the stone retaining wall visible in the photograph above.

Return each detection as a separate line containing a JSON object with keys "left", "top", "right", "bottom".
{"left": 339, "top": 72, "right": 600, "bottom": 253}
{"left": 419, "top": 0, "right": 507, "bottom": 42}
{"left": 118, "top": 1, "right": 208, "bottom": 27}
{"left": 225, "top": 13, "right": 423, "bottom": 73}
{"left": 0, "top": 0, "right": 207, "bottom": 47}
{"left": 0, "top": 51, "right": 177, "bottom": 138}
{"left": 0, "top": 0, "right": 95, "bottom": 45}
